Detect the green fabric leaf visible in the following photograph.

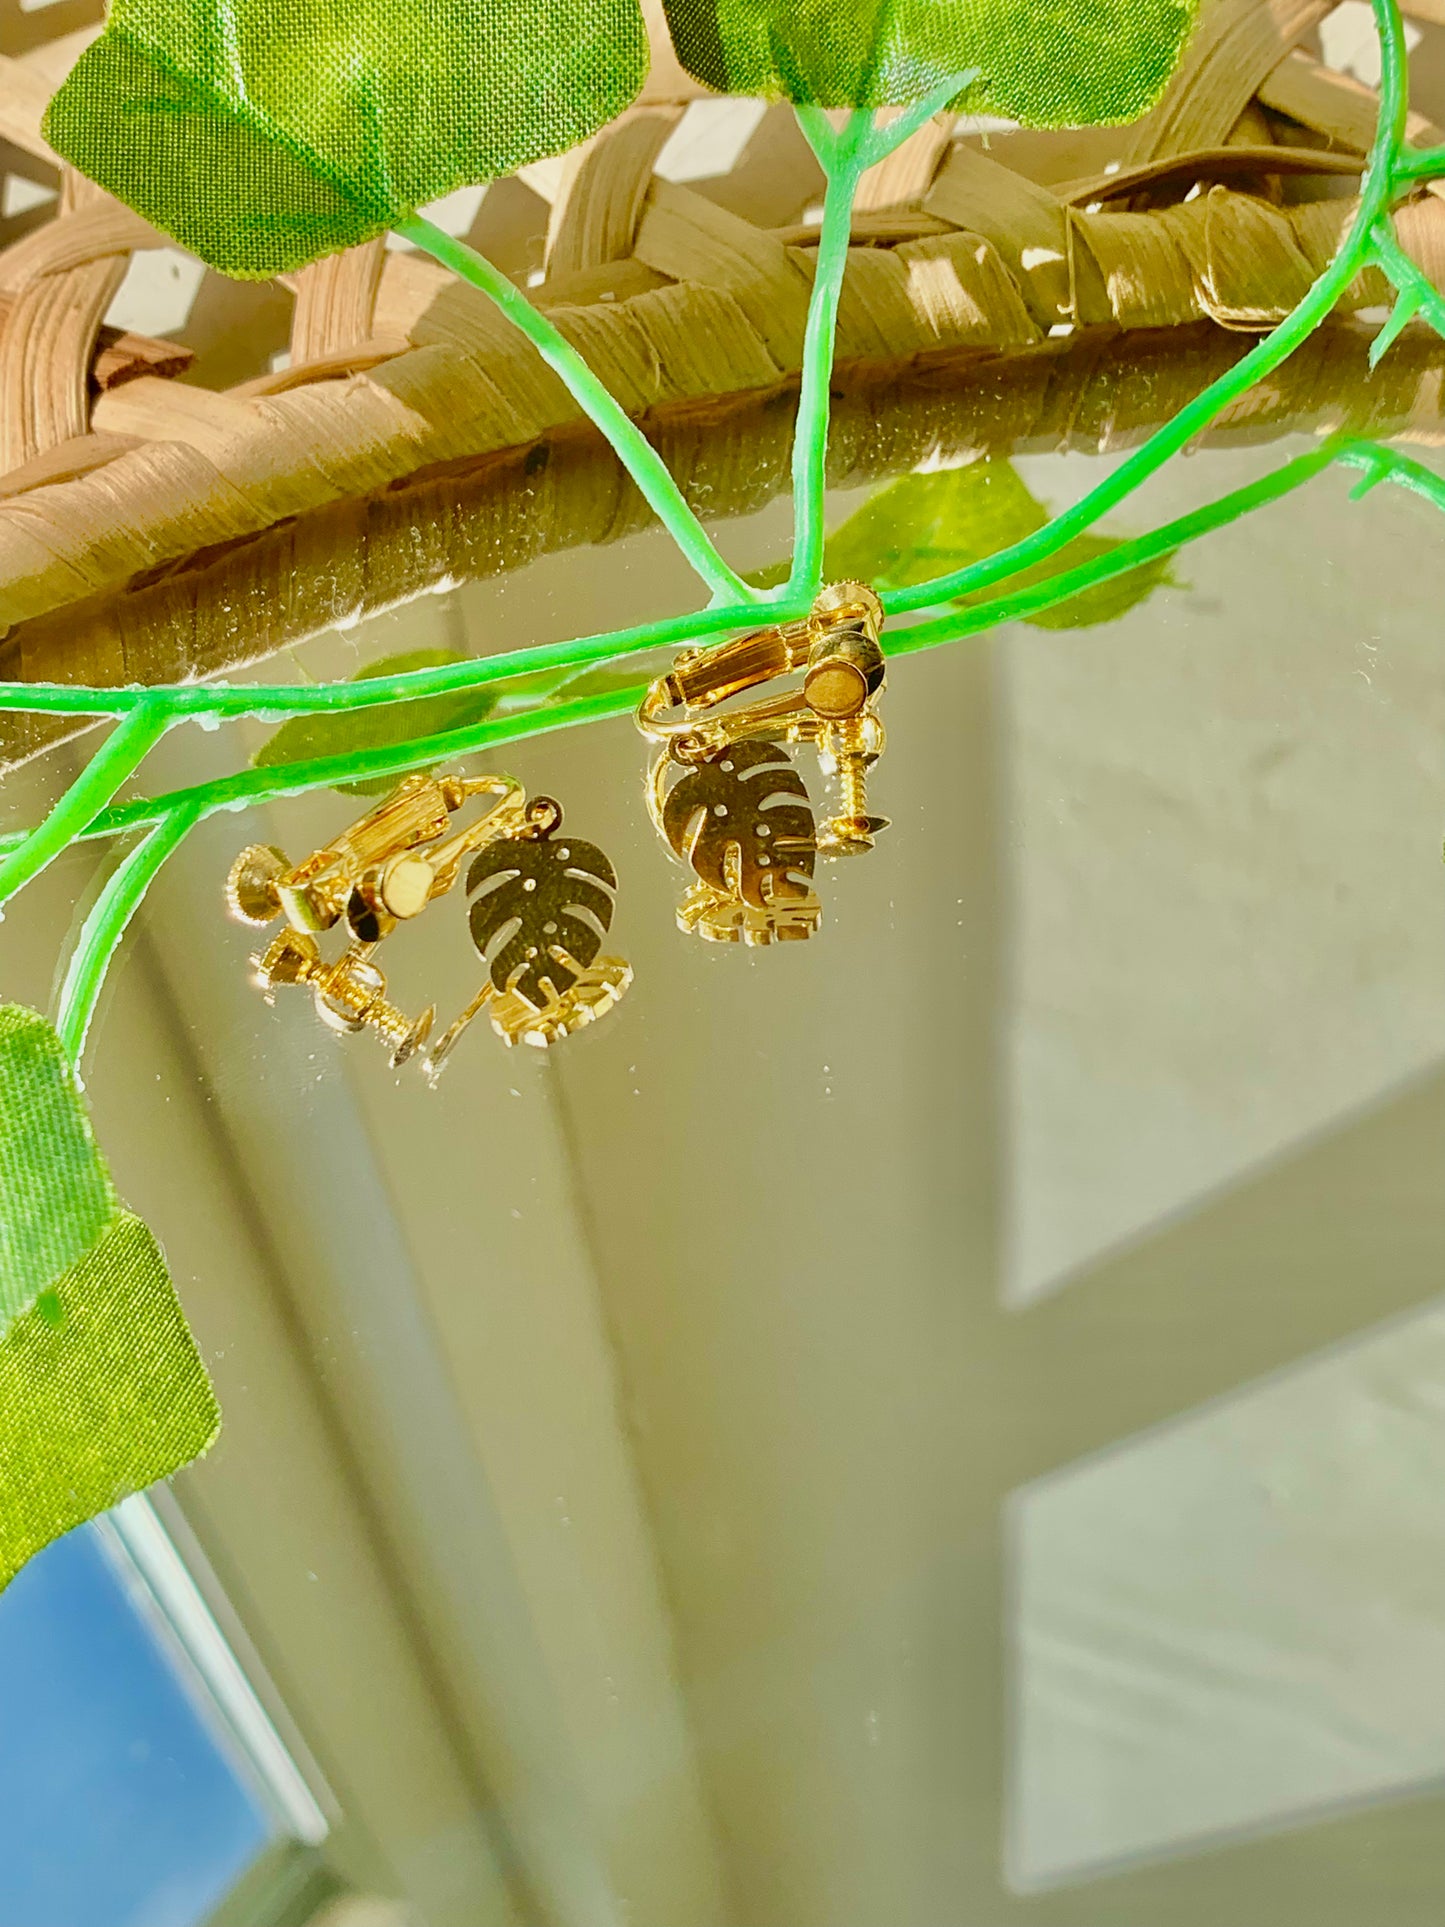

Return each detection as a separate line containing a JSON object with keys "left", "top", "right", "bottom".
{"left": 43, "top": 0, "right": 649, "bottom": 277}
{"left": 254, "top": 650, "right": 500, "bottom": 797}
{"left": 0, "top": 1007, "right": 115, "bottom": 1330}
{"left": 661, "top": 0, "right": 1197, "bottom": 121}
{"left": 0, "top": 1009, "right": 219, "bottom": 1591}
{"left": 751, "top": 459, "right": 1178, "bottom": 628}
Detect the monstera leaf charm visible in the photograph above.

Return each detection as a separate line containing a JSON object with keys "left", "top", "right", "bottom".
{"left": 662, "top": 741, "right": 817, "bottom": 912}
{"left": 467, "top": 806, "right": 619, "bottom": 1011}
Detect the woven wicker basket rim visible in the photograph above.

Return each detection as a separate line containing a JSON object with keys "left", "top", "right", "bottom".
{"left": 0, "top": 0, "right": 1441, "bottom": 748}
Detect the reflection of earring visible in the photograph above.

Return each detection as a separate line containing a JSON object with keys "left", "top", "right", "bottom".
{"left": 636, "top": 582, "right": 886, "bottom": 944}
{"left": 228, "top": 773, "right": 629, "bottom": 1073}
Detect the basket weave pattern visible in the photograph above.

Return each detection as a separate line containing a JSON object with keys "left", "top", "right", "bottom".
{"left": 0, "top": 0, "right": 1442, "bottom": 660}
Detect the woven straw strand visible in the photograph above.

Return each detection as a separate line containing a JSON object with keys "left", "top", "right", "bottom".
{"left": 0, "top": 0, "right": 1442, "bottom": 641}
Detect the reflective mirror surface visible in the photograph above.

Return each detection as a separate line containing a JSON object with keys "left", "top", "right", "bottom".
{"left": 8, "top": 382, "right": 1445, "bottom": 1923}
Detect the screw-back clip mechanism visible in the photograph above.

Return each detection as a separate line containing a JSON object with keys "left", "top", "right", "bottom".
{"left": 637, "top": 582, "right": 887, "bottom": 941}
{"left": 228, "top": 772, "right": 629, "bottom": 1072}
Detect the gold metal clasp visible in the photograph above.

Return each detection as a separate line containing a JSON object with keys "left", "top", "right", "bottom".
{"left": 227, "top": 773, "right": 527, "bottom": 942}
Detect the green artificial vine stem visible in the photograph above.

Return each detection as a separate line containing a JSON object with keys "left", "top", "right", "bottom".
{"left": 55, "top": 802, "right": 202, "bottom": 1069}
{"left": 0, "top": 0, "right": 1442, "bottom": 1067}
{"left": 0, "top": 703, "right": 170, "bottom": 908}
{"left": 1335, "top": 439, "right": 1445, "bottom": 507}
{"left": 787, "top": 80, "right": 978, "bottom": 599}
{"left": 0, "top": 594, "right": 814, "bottom": 722}
{"left": 0, "top": 681, "right": 647, "bottom": 859}
{"left": 1393, "top": 141, "right": 1445, "bottom": 179}
{"left": 894, "top": 445, "right": 1340, "bottom": 649}
{"left": 890, "top": 440, "right": 1445, "bottom": 644}
{"left": 3, "top": 435, "right": 1434, "bottom": 879}
{"left": 788, "top": 108, "right": 875, "bottom": 598}
{"left": 1369, "top": 220, "right": 1445, "bottom": 342}
{"left": 395, "top": 214, "right": 762, "bottom": 611}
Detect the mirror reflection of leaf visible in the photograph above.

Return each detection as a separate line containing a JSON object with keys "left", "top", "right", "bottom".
{"left": 750, "top": 457, "right": 1180, "bottom": 630}
{"left": 253, "top": 650, "right": 498, "bottom": 798}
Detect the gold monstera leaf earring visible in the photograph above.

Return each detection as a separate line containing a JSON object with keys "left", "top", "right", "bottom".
{"left": 226, "top": 775, "right": 630, "bottom": 1075}
{"left": 659, "top": 740, "right": 821, "bottom": 944}
{"left": 637, "top": 582, "right": 886, "bottom": 945}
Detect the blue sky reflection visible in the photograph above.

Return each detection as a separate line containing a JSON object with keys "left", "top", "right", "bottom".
{"left": 0, "top": 1524, "right": 272, "bottom": 1927}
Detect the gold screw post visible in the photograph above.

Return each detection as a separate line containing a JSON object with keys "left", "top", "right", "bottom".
{"left": 802, "top": 583, "right": 889, "bottom": 857}
{"left": 254, "top": 932, "right": 434, "bottom": 1066}
{"left": 817, "top": 713, "right": 888, "bottom": 856}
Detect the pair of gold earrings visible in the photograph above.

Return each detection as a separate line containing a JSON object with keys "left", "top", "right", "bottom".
{"left": 226, "top": 582, "right": 887, "bottom": 1072}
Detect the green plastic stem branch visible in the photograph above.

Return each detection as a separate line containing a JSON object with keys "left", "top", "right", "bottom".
{"left": 1393, "top": 140, "right": 1445, "bottom": 179}
{"left": 0, "top": 703, "right": 170, "bottom": 907}
{"left": 890, "top": 444, "right": 1341, "bottom": 651}
{"left": 394, "top": 214, "right": 762, "bottom": 611}
{"left": 1369, "top": 220, "right": 1445, "bottom": 340}
{"left": 55, "top": 801, "right": 202, "bottom": 1068}
{"left": 787, "top": 81, "right": 971, "bottom": 599}
{"left": 0, "top": 0, "right": 1441, "bottom": 1057}
{"left": 880, "top": 0, "right": 1411, "bottom": 617}
{"left": 1, "top": 683, "right": 646, "bottom": 857}
{"left": 891, "top": 441, "right": 1445, "bottom": 647}
{"left": 3, "top": 435, "right": 1426, "bottom": 871}
{"left": 890, "top": 441, "right": 1445, "bottom": 653}
{"left": 0, "top": 594, "right": 814, "bottom": 721}
{"left": 1335, "top": 437, "right": 1445, "bottom": 506}
{"left": 788, "top": 109, "right": 875, "bottom": 598}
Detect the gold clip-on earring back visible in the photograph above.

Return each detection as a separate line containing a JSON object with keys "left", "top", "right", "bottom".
{"left": 636, "top": 582, "right": 886, "bottom": 944}
{"left": 227, "top": 772, "right": 630, "bottom": 1073}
